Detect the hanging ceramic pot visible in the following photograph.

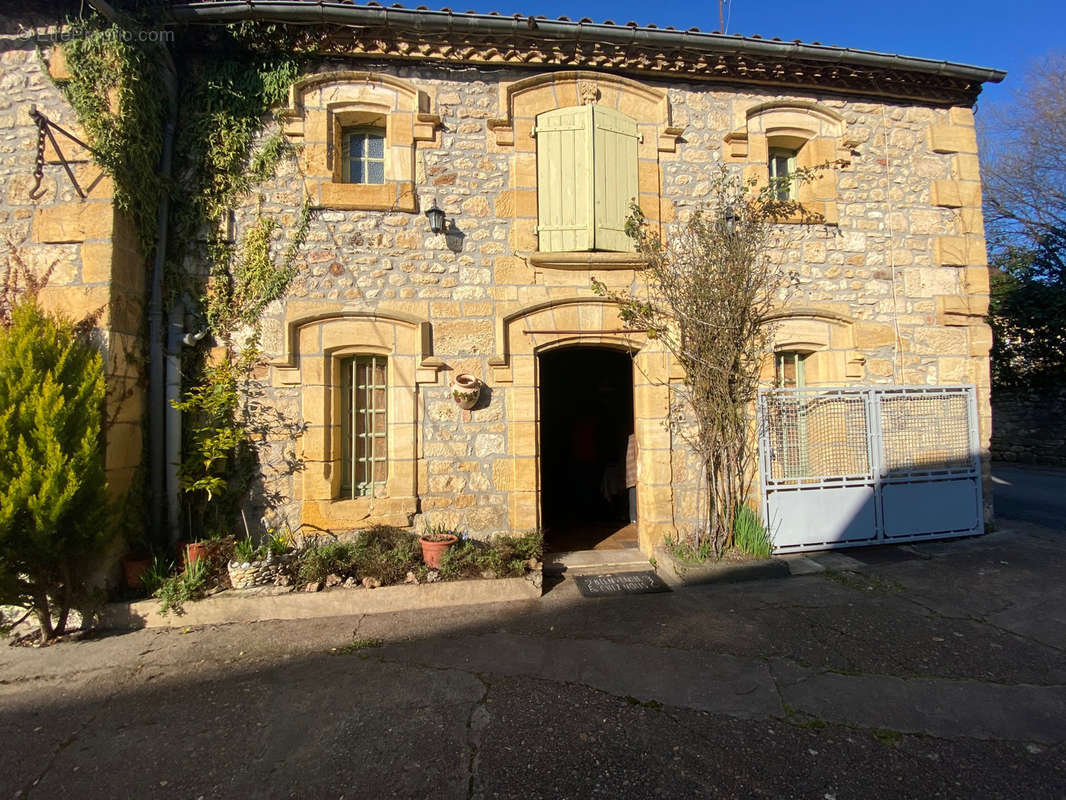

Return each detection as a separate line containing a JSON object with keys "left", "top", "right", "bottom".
{"left": 452, "top": 373, "right": 482, "bottom": 410}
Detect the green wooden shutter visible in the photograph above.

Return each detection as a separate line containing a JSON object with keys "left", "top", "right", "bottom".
{"left": 535, "top": 105, "right": 594, "bottom": 252}
{"left": 592, "top": 106, "right": 639, "bottom": 253}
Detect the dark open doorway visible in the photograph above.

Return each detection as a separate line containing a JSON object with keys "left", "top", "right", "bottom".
{"left": 539, "top": 347, "right": 637, "bottom": 552}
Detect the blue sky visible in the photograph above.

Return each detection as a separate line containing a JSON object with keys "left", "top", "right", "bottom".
{"left": 447, "top": 0, "right": 1064, "bottom": 109}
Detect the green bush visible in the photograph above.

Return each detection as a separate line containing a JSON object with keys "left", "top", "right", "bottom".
{"left": 140, "top": 555, "right": 174, "bottom": 596}
{"left": 497, "top": 530, "right": 543, "bottom": 562}
{"left": 295, "top": 539, "right": 357, "bottom": 585}
{"left": 439, "top": 530, "right": 543, "bottom": 580}
{"left": 439, "top": 538, "right": 503, "bottom": 580}
{"left": 295, "top": 527, "right": 422, "bottom": 585}
{"left": 155, "top": 557, "right": 209, "bottom": 616}
{"left": 349, "top": 526, "right": 421, "bottom": 584}
{"left": 0, "top": 300, "right": 108, "bottom": 640}
{"left": 664, "top": 533, "right": 716, "bottom": 563}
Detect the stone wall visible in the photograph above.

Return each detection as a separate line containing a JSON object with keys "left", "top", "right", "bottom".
{"left": 991, "top": 389, "right": 1066, "bottom": 466}
{"left": 222, "top": 58, "right": 994, "bottom": 548}
{"left": 0, "top": 20, "right": 145, "bottom": 501}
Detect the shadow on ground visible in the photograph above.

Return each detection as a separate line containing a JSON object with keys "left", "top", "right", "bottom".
{"left": 1, "top": 522, "right": 1065, "bottom": 799}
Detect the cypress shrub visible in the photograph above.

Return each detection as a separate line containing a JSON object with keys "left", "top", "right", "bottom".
{"left": 0, "top": 299, "right": 108, "bottom": 640}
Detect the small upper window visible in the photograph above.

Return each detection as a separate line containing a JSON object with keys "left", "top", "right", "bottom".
{"left": 342, "top": 127, "right": 385, "bottom": 184}
{"left": 776, "top": 351, "right": 807, "bottom": 388}
{"left": 768, "top": 148, "right": 797, "bottom": 202}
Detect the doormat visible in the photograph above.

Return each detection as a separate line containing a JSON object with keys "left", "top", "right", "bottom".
{"left": 574, "top": 571, "right": 671, "bottom": 598}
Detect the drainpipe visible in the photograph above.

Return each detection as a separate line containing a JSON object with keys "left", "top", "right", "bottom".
{"left": 166, "top": 304, "right": 206, "bottom": 545}
{"left": 147, "top": 55, "right": 178, "bottom": 547}
{"left": 88, "top": 0, "right": 178, "bottom": 545}
{"left": 150, "top": 99, "right": 177, "bottom": 546}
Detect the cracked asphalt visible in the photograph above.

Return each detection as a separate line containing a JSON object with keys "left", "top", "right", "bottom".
{"left": 2, "top": 474, "right": 1065, "bottom": 797}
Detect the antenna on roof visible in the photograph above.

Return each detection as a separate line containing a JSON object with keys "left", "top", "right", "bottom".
{"left": 718, "top": 0, "right": 731, "bottom": 34}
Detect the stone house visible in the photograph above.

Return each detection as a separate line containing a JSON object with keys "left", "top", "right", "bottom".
{"left": 2, "top": 3, "right": 1004, "bottom": 555}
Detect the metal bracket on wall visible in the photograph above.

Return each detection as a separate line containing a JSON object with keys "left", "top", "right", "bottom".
{"left": 28, "top": 105, "right": 103, "bottom": 201}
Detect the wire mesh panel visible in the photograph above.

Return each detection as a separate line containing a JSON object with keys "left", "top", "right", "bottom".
{"left": 761, "top": 388, "right": 871, "bottom": 482}
{"left": 877, "top": 388, "right": 974, "bottom": 476}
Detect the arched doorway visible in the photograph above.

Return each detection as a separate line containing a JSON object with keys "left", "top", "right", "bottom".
{"left": 539, "top": 346, "right": 638, "bottom": 552}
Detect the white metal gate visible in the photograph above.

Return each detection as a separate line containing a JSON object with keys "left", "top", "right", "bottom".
{"left": 757, "top": 385, "right": 983, "bottom": 553}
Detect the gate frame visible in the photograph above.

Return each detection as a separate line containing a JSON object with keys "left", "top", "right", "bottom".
{"left": 758, "top": 384, "right": 984, "bottom": 554}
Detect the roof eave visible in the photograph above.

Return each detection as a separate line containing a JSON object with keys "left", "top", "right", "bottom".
{"left": 164, "top": 1, "right": 1007, "bottom": 100}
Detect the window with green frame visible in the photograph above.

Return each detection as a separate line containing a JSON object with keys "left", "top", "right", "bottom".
{"left": 768, "top": 148, "right": 798, "bottom": 202}
{"left": 775, "top": 350, "right": 807, "bottom": 388}
{"left": 340, "top": 355, "right": 388, "bottom": 498}
{"left": 341, "top": 126, "right": 386, "bottom": 184}
{"left": 774, "top": 351, "right": 809, "bottom": 477}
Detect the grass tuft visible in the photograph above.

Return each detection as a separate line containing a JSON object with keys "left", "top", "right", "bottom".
{"left": 733, "top": 505, "right": 772, "bottom": 559}
{"left": 332, "top": 637, "right": 384, "bottom": 655}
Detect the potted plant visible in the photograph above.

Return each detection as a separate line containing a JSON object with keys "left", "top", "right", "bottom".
{"left": 227, "top": 530, "right": 294, "bottom": 589}
{"left": 419, "top": 524, "right": 459, "bottom": 569}
{"left": 185, "top": 539, "right": 210, "bottom": 569}
{"left": 120, "top": 549, "right": 153, "bottom": 590}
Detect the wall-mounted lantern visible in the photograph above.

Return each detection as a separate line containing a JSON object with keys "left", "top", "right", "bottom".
{"left": 425, "top": 200, "right": 446, "bottom": 234}
{"left": 722, "top": 205, "right": 739, "bottom": 233}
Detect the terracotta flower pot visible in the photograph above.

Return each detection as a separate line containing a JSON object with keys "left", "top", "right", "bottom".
{"left": 185, "top": 541, "right": 209, "bottom": 570}
{"left": 121, "top": 553, "right": 151, "bottom": 590}
{"left": 419, "top": 533, "right": 458, "bottom": 569}
{"left": 451, "top": 373, "right": 481, "bottom": 410}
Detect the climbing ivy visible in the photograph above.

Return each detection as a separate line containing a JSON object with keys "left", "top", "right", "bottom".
{"left": 56, "top": 16, "right": 167, "bottom": 254}
{"left": 207, "top": 202, "right": 313, "bottom": 337}
{"left": 56, "top": 15, "right": 310, "bottom": 334}
{"left": 55, "top": 14, "right": 315, "bottom": 542}
{"left": 166, "top": 26, "right": 311, "bottom": 539}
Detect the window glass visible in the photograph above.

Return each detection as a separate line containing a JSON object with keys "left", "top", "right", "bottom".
{"left": 341, "top": 355, "right": 388, "bottom": 498}
{"left": 768, "top": 148, "right": 797, "bottom": 202}
{"left": 774, "top": 351, "right": 809, "bottom": 477}
{"left": 342, "top": 127, "right": 386, "bottom": 184}
{"left": 775, "top": 351, "right": 807, "bottom": 388}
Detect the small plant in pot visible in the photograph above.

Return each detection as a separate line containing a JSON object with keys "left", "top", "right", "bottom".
{"left": 419, "top": 523, "right": 459, "bottom": 569}
{"left": 185, "top": 539, "right": 210, "bottom": 569}
{"left": 228, "top": 529, "right": 294, "bottom": 589}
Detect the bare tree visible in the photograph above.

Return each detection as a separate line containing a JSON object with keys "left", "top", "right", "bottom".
{"left": 594, "top": 166, "right": 809, "bottom": 555}
{"left": 980, "top": 53, "right": 1066, "bottom": 387}
{"left": 981, "top": 52, "right": 1066, "bottom": 277}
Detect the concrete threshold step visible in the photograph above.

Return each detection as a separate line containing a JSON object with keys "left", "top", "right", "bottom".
{"left": 544, "top": 548, "right": 650, "bottom": 576}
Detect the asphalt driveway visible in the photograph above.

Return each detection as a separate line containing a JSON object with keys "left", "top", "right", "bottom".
{"left": 1, "top": 513, "right": 1064, "bottom": 799}
{"left": 993, "top": 461, "right": 1066, "bottom": 529}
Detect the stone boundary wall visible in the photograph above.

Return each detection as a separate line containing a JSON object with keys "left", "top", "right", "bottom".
{"left": 991, "top": 389, "right": 1066, "bottom": 466}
